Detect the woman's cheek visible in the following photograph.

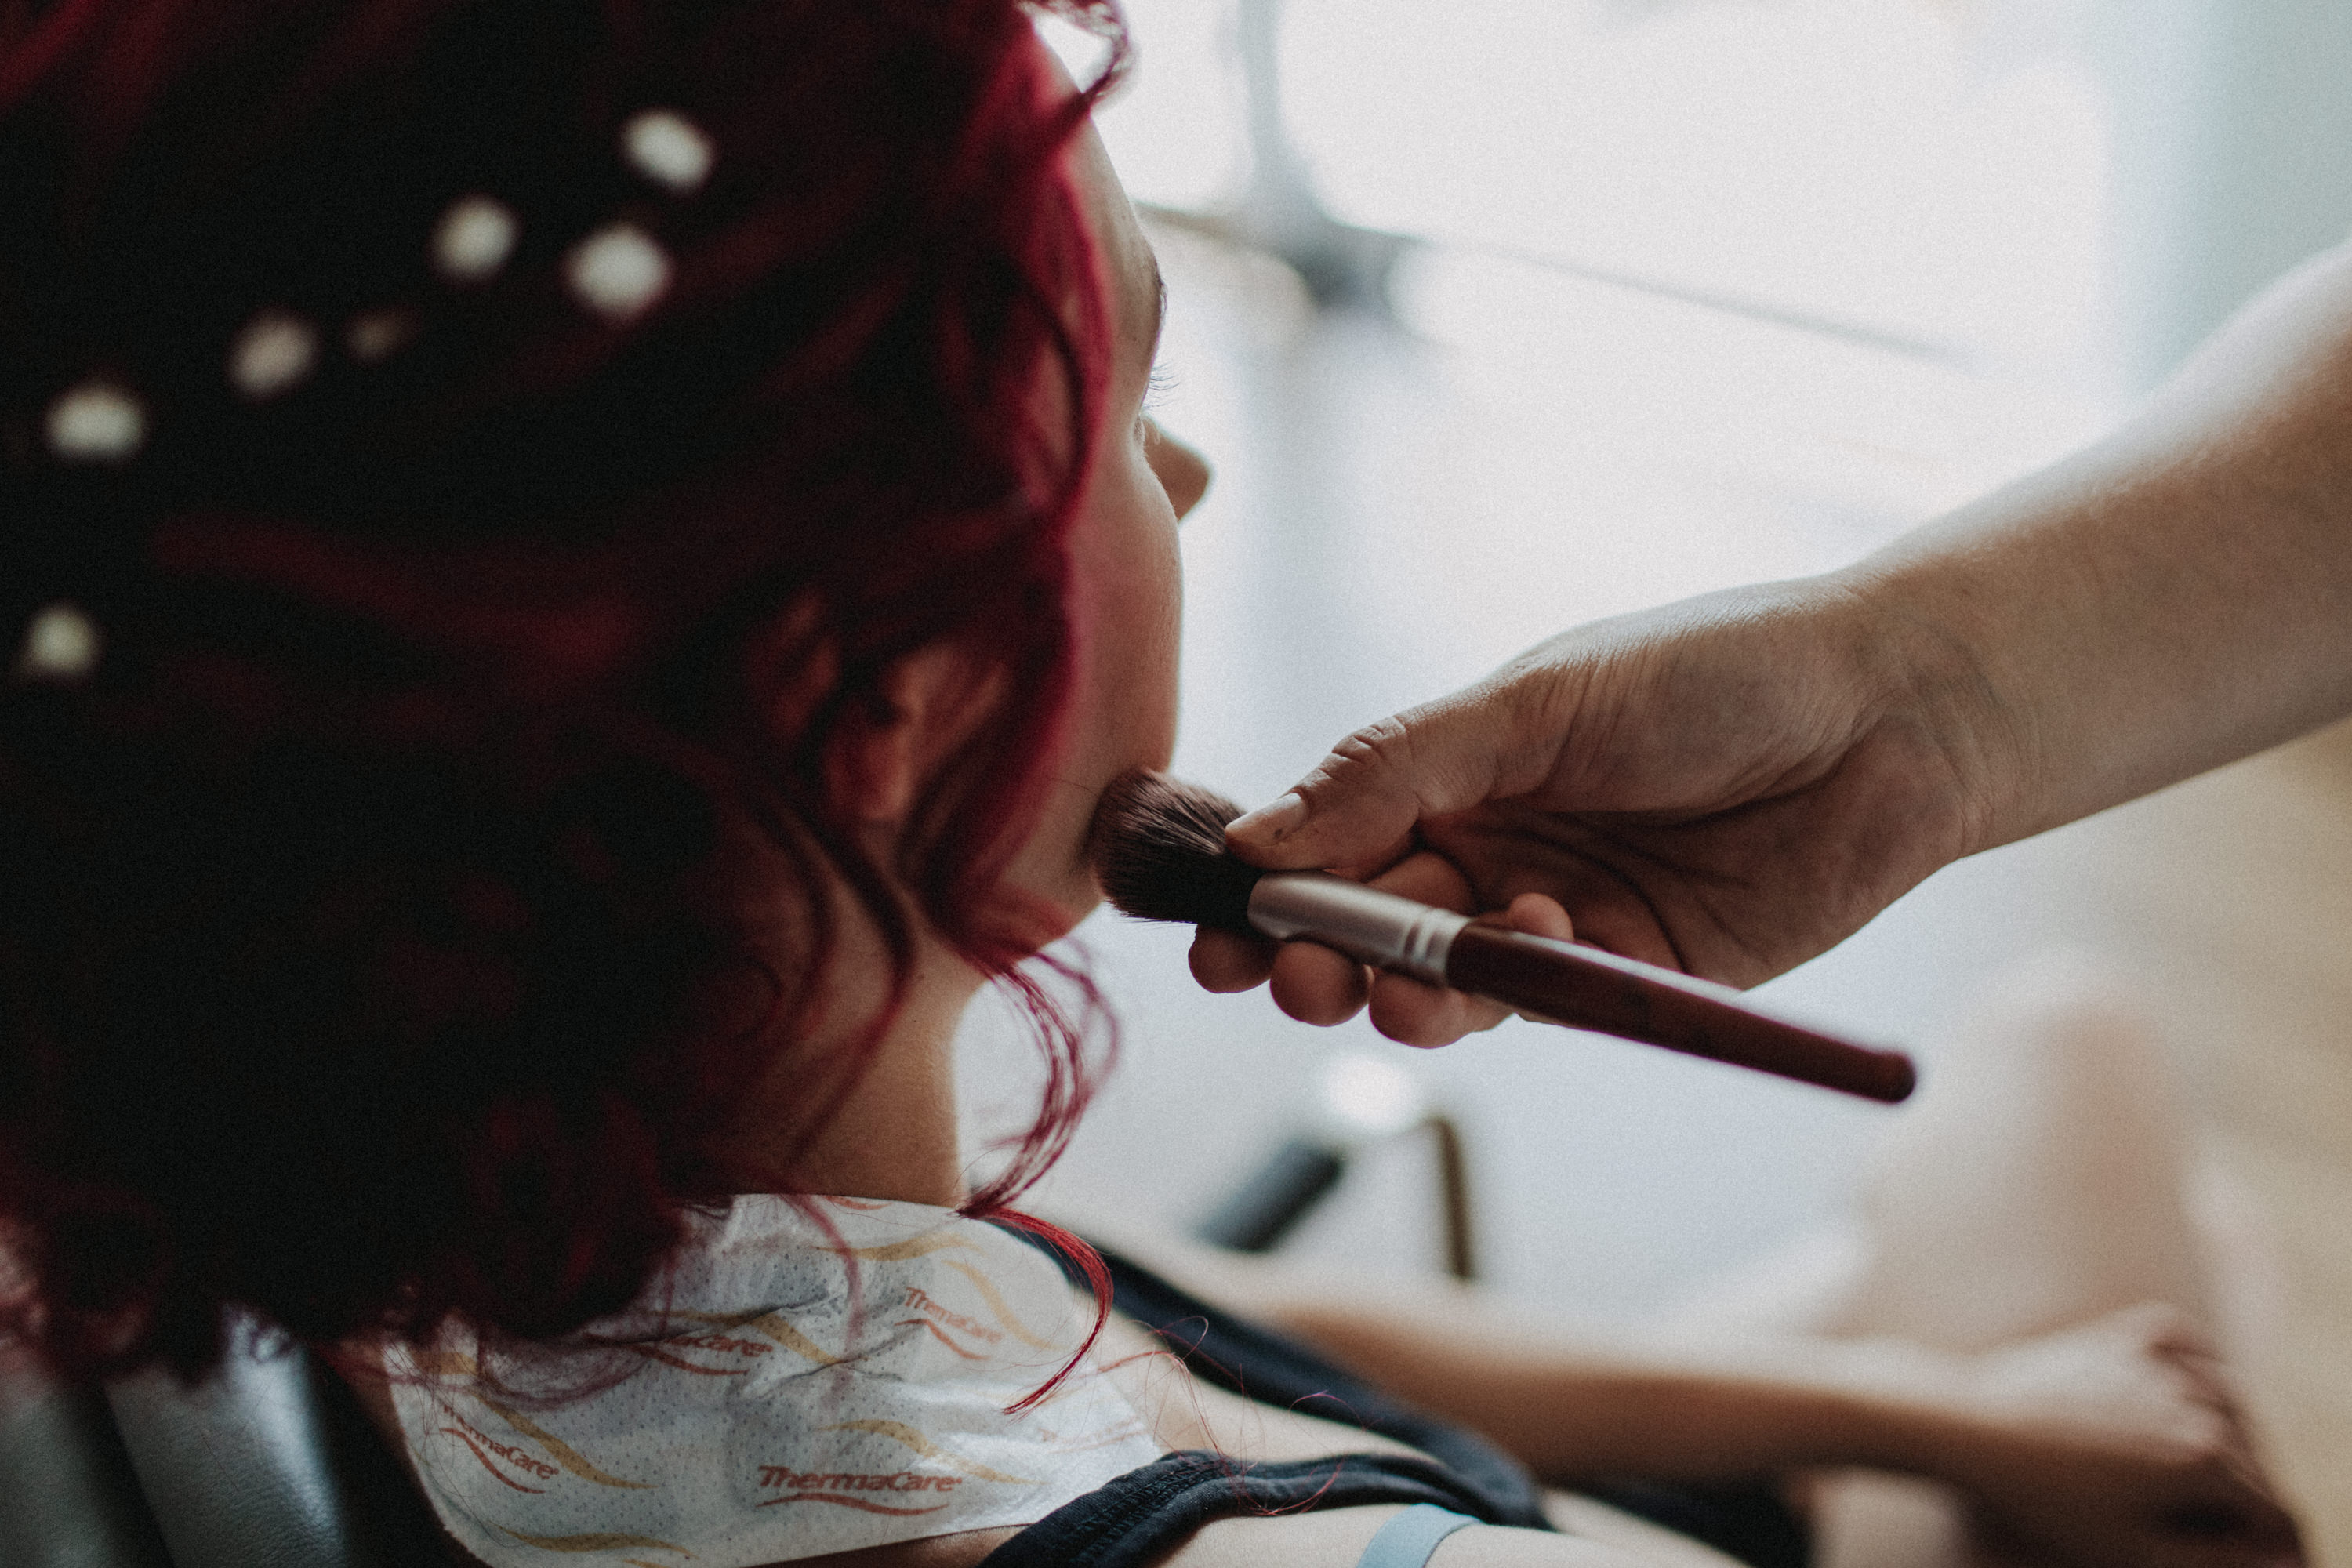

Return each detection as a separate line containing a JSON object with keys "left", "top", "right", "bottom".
{"left": 995, "top": 457, "right": 1181, "bottom": 926}
{"left": 1109, "top": 463, "right": 1182, "bottom": 773}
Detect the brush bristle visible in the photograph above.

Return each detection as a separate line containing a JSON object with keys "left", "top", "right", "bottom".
{"left": 1088, "top": 771, "right": 1264, "bottom": 932}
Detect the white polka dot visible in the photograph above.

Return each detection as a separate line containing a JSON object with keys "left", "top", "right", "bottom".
{"left": 433, "top": 194, "right": 520, "bottom": 284}
{"left": 621, "top": 110, "right": 714, "bottom": 194}
{"left": 565, "top": 224, "right": 671, "bottom": 321}
{"left": 227, "top": 309, "right": 318, "bottom": 401}
{"left": 45, "top": 382, "right": 146, "bottom": 463}
{"left": 345, "top": 309, "right": 415, "bottom": 363}
{"left": 19, "top": 602, "right": 100, "bottom": 681}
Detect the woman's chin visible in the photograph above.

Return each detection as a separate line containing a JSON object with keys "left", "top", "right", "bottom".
{"left": 1028, "top": 885, "right": 1103, "bottom": 949}
{"left": 971, "top": 881, "right": 1100, "bottom": 963}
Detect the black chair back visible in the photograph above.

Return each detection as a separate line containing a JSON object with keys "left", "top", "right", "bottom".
{"left": 1, "top": 1327, "right": 448, "bottom": 1568}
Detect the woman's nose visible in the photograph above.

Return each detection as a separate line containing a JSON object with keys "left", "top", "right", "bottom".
{"left": 1143, "top": 417, "right": 1211, "bottom": 521}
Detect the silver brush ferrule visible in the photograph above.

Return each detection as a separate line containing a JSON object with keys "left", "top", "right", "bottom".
{"left": 1246, "top": 872, "right": 1468, "bottom": 985}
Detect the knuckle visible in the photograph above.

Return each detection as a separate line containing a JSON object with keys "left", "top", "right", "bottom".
{"left": 1299, "top": 695, "right": 1507, "bottom": 834}
{"left": 1327, "top": 716, "right": 1419, "bottom": 784}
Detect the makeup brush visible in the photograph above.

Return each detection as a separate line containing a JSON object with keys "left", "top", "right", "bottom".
{"left": 1091, "top": 771, "right": 1915, "bottom": 1104}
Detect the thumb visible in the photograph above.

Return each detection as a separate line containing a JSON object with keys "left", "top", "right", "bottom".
{"left": 1227, "top": 694, "right": 1513, "bottom": 870}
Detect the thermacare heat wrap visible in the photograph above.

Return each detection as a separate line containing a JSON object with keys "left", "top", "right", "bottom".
{"left": 386, "top": 1195, "right": 1161, "bottom": 1566}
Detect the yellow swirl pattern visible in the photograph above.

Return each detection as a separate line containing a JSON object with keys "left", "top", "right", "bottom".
{"left": 936, "top": 1259, "right": 1056, "bottom": 1351}
{"left": 671, "top": 1308, "right": 838, "bottom": 1367}
{"left": 850, "top": 1232, "right": 983, "bottom": 1263}
{"left": 818, "top": 1419, "right": 1038, "bottom": 1484}
{"left": 494, "top": 1527, "right": 694, "bottom": 1556}
{"left": 480, "top": 1399, "right": 653, "bottom": 1490}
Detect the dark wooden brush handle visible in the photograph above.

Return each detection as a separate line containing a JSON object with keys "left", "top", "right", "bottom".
{"left": 1444, "top": 925, "right": 1916, "bottom": 1103}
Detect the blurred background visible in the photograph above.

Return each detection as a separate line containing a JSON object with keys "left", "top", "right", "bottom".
{"left": 963, "top": 0, "right": 2352, "bottom": 1555}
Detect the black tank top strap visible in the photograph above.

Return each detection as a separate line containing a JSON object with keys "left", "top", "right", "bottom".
{"left": 1069, "top": 1240, "right": 1551, "bottom": 1526}
{"left": 976, "top": 1450, "right": 1534, "bottom": 1568}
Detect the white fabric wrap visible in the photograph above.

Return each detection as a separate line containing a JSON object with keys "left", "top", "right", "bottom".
{"left": 385, "top": 1196, "right": 1162, "bottom": 1566}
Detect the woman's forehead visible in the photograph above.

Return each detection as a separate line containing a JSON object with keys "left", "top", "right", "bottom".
{"left": 1064, "top": 117, "right": 1162, "bottom": 365}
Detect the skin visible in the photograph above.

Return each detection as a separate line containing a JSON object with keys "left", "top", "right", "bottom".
{"left": 1189, "top": 235, "right": 2352, "bottom": 1043}
{"left": 340, "top": 45, "right": 2304, "bottom": 1568}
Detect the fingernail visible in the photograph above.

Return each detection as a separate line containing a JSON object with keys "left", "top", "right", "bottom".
{"left": 1229, "top": 792, "right": 1307, "bottom": 846}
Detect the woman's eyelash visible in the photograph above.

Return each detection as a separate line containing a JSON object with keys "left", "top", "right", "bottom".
{"left": 1143, "top": 361, "right": 1177, "bottom": 411}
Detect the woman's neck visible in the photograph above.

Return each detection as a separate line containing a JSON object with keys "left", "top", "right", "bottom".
{"left": 715, "top": 923, "right": 981, "bottom": 1208}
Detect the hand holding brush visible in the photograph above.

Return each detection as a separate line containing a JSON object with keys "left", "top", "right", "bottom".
{"left": 1091, "top": 771, "right": 1916, "bottom": 1103}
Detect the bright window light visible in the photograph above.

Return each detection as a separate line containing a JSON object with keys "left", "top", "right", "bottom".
{"left": 1094, "top": 0, "right": 2112, "bottom": 386}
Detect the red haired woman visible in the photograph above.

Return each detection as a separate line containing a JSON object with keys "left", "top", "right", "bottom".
{"left": 0, "top": 2, "right": 2303, "bottom": 1565}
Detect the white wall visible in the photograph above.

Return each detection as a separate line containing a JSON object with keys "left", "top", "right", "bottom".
{"left": 2088, "top": 0, "right": 2352, "bottom": 390}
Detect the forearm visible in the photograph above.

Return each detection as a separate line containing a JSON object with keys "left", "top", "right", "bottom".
{"left": 1248, "top": 1276, "right": 1973, "bottom": 1483}
{"left": 1051, "top": 1219, "right": 1959, "bottom": 1477}
{"left": 1845, "top": 237, "right": 2352, "bottom": 851}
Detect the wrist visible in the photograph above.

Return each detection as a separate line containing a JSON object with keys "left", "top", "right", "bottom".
{"left": 1822, "top": 556, "right": 2027, "bottom": 861}
{"left": 1773, "top": 1338, "right": 1984, "bottom": 1475}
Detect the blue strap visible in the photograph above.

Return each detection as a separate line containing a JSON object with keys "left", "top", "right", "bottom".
{"left": 1356, "top": 1504, "right": 1479, "bottom": 1568}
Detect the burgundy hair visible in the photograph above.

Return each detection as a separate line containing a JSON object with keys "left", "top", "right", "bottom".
{"left": 0, "top": 0, "right": 1130, "bottom": 1380}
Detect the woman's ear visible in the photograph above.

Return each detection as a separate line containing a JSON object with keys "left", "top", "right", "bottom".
{"left": 822, "top": 641, "right": 1006, "bottom": 827}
